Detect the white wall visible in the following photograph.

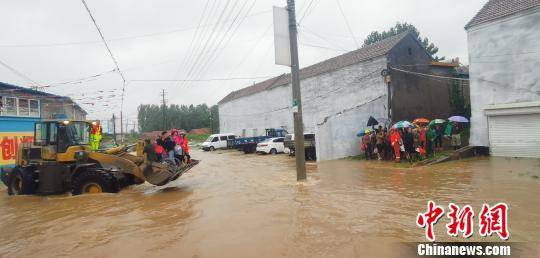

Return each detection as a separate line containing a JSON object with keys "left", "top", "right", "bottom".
{"left": 219, "top": 57, "right": 388, "bottom": 160}
{"left": 467, "top": 7, "right": 540, "bottom": 147}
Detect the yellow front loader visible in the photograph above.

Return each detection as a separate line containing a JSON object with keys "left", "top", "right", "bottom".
{"left": 1, "top": 120, "right": 198, "bottom": 195}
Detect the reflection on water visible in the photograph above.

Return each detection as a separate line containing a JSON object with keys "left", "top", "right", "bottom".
{"left": 1, "top": 150, "right": 539, "bottom": 257}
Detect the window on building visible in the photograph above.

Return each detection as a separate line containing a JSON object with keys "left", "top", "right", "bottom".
{"left": 18, "top": 98, "right": 29, "bottom": 116}
{"left": 408, "top": 47, "right": 412, "bottom": 55}
{"left": 4, "top": 97, "right": 17, "bottom": 116}
{"left": 29, "top": 99, "right": 40, "bottom": 117}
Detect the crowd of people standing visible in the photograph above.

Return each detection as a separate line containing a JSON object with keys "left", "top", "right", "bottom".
{"left": 361, "top": 122, "right": 463, "bottom": 163}
{"left": 143, "top": 129, "right": 191, "bottom": 165}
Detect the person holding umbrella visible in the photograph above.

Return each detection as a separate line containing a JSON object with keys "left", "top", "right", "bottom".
{"left": 448, "top": 116, "right": 469, "bottom": 150}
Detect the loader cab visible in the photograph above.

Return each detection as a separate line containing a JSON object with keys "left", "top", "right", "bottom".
{"left": 30, "top": 120, "right": 91, "bottom": 161}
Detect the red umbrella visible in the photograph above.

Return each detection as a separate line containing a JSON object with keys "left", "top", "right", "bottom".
{"left": 413, "top": 118, "right": 430, "bottom": 125}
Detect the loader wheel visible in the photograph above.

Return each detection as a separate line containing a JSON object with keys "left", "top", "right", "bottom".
{"left": 7, "top": 168, "right": 36, "bottom": 195}
{"left": 72, "top": 169, "right": 118, "bottom": 195}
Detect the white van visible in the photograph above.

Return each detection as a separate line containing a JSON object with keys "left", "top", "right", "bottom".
{"left": 202, "top": 133, "right": 236, "bottom": 151}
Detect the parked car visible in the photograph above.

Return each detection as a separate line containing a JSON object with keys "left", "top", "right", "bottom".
{"left": 256, "top": 137, "right": 285, "bottom": 154}
{"left": 233, "top": 128, "right": 287, "bottom": 154}
{"left": 284, "top": 133, "right": 316, "bottom": 160}
{"left": 202, "top": 133, "right": 236, "bottom": 151}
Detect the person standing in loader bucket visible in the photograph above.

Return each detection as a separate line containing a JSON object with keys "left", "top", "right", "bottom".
{"left": 90, "top": 120, "right": 102, "bottom": 151}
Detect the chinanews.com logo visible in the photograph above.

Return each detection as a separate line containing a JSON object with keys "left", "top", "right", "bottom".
{"left": 415, "top": 201, "right": 511, "bottom": 256}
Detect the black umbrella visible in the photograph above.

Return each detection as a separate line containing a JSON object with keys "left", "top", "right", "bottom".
{"left": 367, "top": 116, "right": 379, "bottom": 127}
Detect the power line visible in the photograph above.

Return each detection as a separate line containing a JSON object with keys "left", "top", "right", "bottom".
{"left": 0, "top": 59, "right": 41, "bottom": 88}
{"left": 130, "top": 76, "right": 272, "bottom": 83}
{"left": 336, "top": 0, "right": 359, "bottom": 48}
{"left": 227, "top": 24, "right": 273, "bottom": 77}
{"left": 298, "top": 0, "right": 318, "bottom": 24}
{"left": 80, "top": 0, "right": 126, "bottom": 84}
{"left": 180, "top": 0, "right": 234, "bottom": 87}
{"left": 190, "top": 0, "right": 257, "bottom": 83}
{"left": 187, "top": 0, "right": 248, "bottom": 83}
{"left": 298, "top": 25, "right": 349, "bottom": 51}
{"left": 0, "top": 9, "right": 272, "bottom": 49}
{"left": 299, "top": 42, "right": 348, "bottom": 52}
{"left": 390, "top": 67, "right": 470, "bottom": 81}
{"left": 169, "top": 0, "right": 212, "bottom": 87}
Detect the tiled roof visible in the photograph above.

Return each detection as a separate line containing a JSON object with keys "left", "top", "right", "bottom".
{"left": 0, "top": 81, "right": 88, "bottom": 115}
{"left": 465, "top": 0, "right": 540, "bottom": 29}
{"left": 218, "top": 32, "right": 410, "bottom": 104}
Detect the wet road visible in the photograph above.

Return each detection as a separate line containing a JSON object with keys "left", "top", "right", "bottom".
{"left": 1, "top": 150, "right": 540, "bottom": 257}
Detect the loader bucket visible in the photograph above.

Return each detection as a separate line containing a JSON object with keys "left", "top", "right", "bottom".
{"left": 142, "top": 160, "right": 199, "bottom": 186}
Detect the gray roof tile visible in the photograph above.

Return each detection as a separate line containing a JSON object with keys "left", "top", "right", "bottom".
{"left": 218, "top": 32, "right": 410, "bottom": 104}
{"left": 465, "top": 0, "right": 540, "bottom": 29}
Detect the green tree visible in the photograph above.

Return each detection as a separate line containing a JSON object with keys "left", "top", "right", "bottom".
{"left": 363, "top": 22, "right": 445, "bottom": 60}
{"left": 137, "top": 103, "right": 217, "bottom": 133}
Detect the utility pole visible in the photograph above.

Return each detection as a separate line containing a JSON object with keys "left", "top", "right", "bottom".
{"left": 287, "top": 0, "right": 306, "bottom": 181}
{"left": 209, "top": 109, "right": 213, "bottom": 134}
{"left": 112, "top": 113, "right": 117, "bottom": 145}
{"left": 161, "top": 89, "right": 167, "bottom": 131}
{"left": 120, "top": 111, "right": 124, "bottom": 144}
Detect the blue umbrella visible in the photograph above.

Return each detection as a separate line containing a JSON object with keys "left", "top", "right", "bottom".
{"left": 356, "top": 128, "right": 374, "bottom": 136}
{"left": 448, "top": 116, "right": 469, "bottom": 123}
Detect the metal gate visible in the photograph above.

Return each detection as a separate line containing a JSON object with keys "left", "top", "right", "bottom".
{"left": 488, "top": 113, "right": 540, "bottom": 158}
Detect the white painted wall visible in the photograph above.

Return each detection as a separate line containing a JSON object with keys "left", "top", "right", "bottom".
{"left": 467, "top": 7, "right": 540, "bottom": 147}
{"left": 219, "top": 57, "right": 388, "bottom": 160}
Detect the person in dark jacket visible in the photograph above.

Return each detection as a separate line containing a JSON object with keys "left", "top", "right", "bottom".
{"left": 403, "top": 127, "right": 415, "bottom": 163}
{"left": 157, "top": 131, "right": 176, "bottom": 164}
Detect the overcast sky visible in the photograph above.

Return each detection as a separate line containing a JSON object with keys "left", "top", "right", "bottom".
{"left": 0, "top": 0, "right": 487, "bottom": 127}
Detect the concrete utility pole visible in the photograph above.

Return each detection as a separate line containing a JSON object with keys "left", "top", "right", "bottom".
{"left": 120, "top": 111, "right": 124, "bottom": 144}
{"left": 161, "top": 89, "right": 167, "bottom": 131}
{"left": 112, "top": 113, "right": 117, "bottom": 145}
{"left": 287, "top": 0, "right": 306, "bottom": 181}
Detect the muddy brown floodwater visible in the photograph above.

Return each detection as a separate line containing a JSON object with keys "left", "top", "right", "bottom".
{"left": 1, "top": 149, "right": 540, "bottom": 257}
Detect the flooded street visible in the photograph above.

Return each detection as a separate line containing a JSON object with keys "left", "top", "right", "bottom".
{"left": 1, "top": 150, "right": 540, "bottom": 257}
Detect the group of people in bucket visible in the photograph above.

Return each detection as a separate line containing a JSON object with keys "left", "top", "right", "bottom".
{"left": 360, "top": 118, "right": 466, "bottom": 163}
{"left": 143, "top": 129, "right": 191, "bottom": 165}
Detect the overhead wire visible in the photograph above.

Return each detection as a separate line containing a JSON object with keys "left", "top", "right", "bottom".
{"left": 178, "top": 0, "right": 227, "bottom": 87}
{"left": 130, "top": 76, "right": 271, "bottom": 82}
{"left": 186, "top": 0, "right": 246, "bottom": 83}
{"left": 0, "top": 9, "right": 272, "bottom": 49}
{"left": 190, "top": 0, "right": 257, "bottom": 83}
{"left": 180, "top": 0, "right": 235, "bottom": 87}
{"left": 336, "top": 0, "right": 359, "bottom": 48}
{"left": 298, "top": 0, "right": 318, "bottom": 24}
{"left": 80, "top": 0, "right": 128, "bottom": 120}
{"left": 0, "top": 59, "right": 41, "bottom": 88}
{"left": 169, "top": 0, "right": 212, "bottom": 87}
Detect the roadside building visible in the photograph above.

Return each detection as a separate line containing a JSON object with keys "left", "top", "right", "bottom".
{"left": 466, "top": 0, "right": 540, "bottom": 158}
{"left": 0, "top": 82, "right": 87, "bottom": 167}
{"left": 219, "top": 32, "right": 467, "bottom": 160}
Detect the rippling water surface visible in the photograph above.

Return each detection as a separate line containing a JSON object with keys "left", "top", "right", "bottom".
{"left": 1, "top": 150, "right": 539, "bottom": 257}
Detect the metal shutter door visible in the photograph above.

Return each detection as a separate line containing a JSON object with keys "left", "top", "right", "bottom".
{"left": 488, "top": 114, "right": 540, "bottom": 158}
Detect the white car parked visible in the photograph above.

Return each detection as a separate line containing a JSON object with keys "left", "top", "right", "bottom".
{"left": 202, "top": 133, "right": 236, "bottom": 151}
{"left": 256, "top": 137, "right": 285, "bottom": 154}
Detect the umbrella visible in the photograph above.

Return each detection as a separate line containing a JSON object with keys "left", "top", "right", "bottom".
{"left": 448, "top": 116, "right": 469, "bottom": 123}
{"left": 367, "top": 116, "right": 379, "bottom": 127}
{"left": 391, "top": 121, "right": 415, "bottom": 129}
{"left": 356, "top": 128, "right": 374, "bottom": 136}
{"left": 428, "top": 119, "right": 446, "bottom": 127}
{"left": 413, "top": 118, "right": 430, "bottom": 125}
